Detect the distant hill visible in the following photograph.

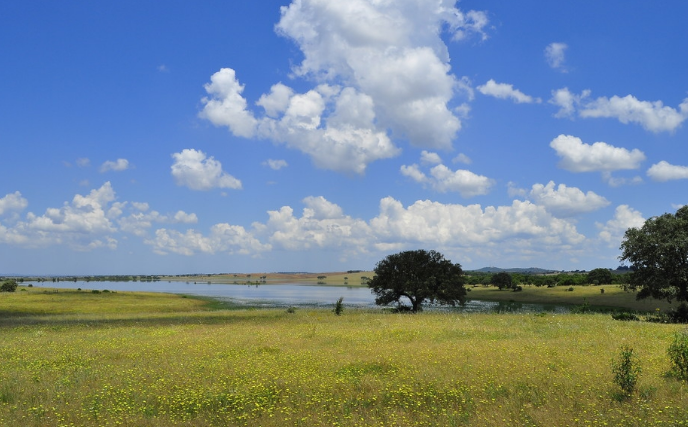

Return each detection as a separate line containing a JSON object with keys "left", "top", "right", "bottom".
{"left": 468, "top": 267, "right": 558, "bottom": 274}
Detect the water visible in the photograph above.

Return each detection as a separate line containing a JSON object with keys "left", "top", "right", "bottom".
{"left": 26, "top": 281, "right": 570, "bottom": 313}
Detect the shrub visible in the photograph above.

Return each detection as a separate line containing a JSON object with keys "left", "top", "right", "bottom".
{"left": 668, "top": 303, "right": 688, "bottom": 324}
{"left": 333, "top": 297, "right": 344, "bottom": 316}
{"left": 612, "top": 346, "right": 641, "bottom": 396}
{"left": 0, "top": 280, "right": 18, "bottom": 292}
{"left": 567, "top": 287, "right": 574, "bottom": 292}
{"left": 513, "top": 285, "right": 523, "bottom": 292}
{"left": 667, "top": 330, "right": 688, "bottom": 381}
{"left": 286, "top": 306, "right": 296, "bottom": 314}
{"left": 611, "top": 312, "right": 639, "bottom": 321}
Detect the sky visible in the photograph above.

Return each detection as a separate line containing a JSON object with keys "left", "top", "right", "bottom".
{"left": 1, "top": 0, "right": 687, "bottom": 275}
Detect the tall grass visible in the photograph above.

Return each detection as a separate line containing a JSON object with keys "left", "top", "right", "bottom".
{"left": 1, "top": 289, "right": 686, "bottom": 426}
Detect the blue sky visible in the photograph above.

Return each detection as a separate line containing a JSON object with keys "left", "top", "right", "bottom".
{"left": 1, "top": 0, "right": 687, "bottom": 275}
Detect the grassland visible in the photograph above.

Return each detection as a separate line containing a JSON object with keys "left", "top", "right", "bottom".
{"left": 1, "top": 287, "right": 687, "bottom": 426}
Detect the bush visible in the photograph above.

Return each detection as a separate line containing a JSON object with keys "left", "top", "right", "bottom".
{"left": 612, "top": 346, "right": 641, "bottom": 396}
{"left": 513, "top": 285, "right": 523, "bottom": 292}
{"left": 286, "top": 306, "right": 296, "bottom": 314}
{"left": 333, "top": 297, "right": 344, "bottom": 315}
{"left": 668, "top": 303, "right": 688, "bottom": 324}
{"left": 611, "top": 312, "right": 639, "bottom": 321}
{"left": 667, "top": 330, "right": 688, "bottom": 381}
{"left": 0, "top": 280, "right": 18, "bottom": 292}
{"left": 567, "top": 287, "right": 574, "bottom": 292}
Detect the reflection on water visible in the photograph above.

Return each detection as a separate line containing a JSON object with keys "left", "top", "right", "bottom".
{"left": 27, "top": 281, "right": 570, "bottom": 313}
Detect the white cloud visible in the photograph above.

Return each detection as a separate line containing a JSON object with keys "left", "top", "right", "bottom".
{"left": 550, "top": 134, "right": 645, "bottom": 173}
{"left": 420, "top": 151, "right": 442, "bottom": 165}
{"left": 453, "top": 153, "right": 472, "bottom": 164}
{"left": 264, "top": 159, "right": 288, "bottom": 170}
{"left": 647, "top": 161, "right": 688, "bottom": 181}
{"left": 157, "top": 64, "right": 169, "bottom": 73}
{"left": 401, "top": 161, "right": 494, "bottom": 198}
{"left": 527, "top": 181, "right": 610, "bottom": 217}
{"left": 550, "top": 88, "right": 688, "bottom": 132}
{"left": 3, "top": 183, "right": 119, "bottom": 250}
{"left": 100, "top": 158, "right": 130, "bottom": 173}
{"left": 146, "top": 225, "right": 271, "bottom": 256}
{"left": 370, "top": 197, "right": 584, "bottom": 249}
{"left": 76, "top": 158, "right": 91, "bottom": 167}
{"left": 200, "top": 1, "right": 489, "bottom": 173}
{"left": 477, "top": 79, "right": 540, "bottom": 104}
{"left": 597, "top": 205, "right": 645, "bottom": 246}
{"left": 602, "top": 172, "right": 643, "bottom": 188}
{"left": 199, "top": 68, "right": 258, "bottom": 138}
{"left": 171, "top": 149, "right": 242, "bottom": 191}
{"left": 117, "top": 204, "right": 198, "bottom": 237}
{"left": 545, "top": 42, "right": 567, "bottom": 71}
{"left": 0, "top": 192, "right": 28, "bottom": 215}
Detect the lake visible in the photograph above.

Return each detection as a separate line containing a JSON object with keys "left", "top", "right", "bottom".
{"left": 26, "top": 281, "right": 571, "bottom": 313}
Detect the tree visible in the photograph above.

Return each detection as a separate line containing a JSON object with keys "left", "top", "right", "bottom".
{"left": 367, "top": 249, "right": 466, "bottom": 312}
{"left": 619, "top": 205, "right": 688, "bottom": 304}
{"left": 587, "top": 268, "right": 613, "bottom": 285}
{"left": 1, "top": 280, "right": 18, "bottom": 292}
{"left": 491, "top": 272, "right": 513, "bottom": 290}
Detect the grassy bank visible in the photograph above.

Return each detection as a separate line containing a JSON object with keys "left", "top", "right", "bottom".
{"left": 1, "top": 289, "right": 687, "bottom": 426}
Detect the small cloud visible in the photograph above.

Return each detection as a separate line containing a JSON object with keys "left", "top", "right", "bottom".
{"left": 452, "top": 153, "right": 472, "bottom": 165}
{"left": 477, "top": 79, "right": 541, "bottom": 104}
{"left": 420, "top": 151, "right": 442, "bottom": 165}
{"left": 79, "top": 179, "right": 90, "bottom": 187}
{"left": 157, "top": 64, "right": 169, "bottom": 73}
{"left": 171, "top": 149, "right": 242, "bottom": 191}
{"left": 100, "top": 159, "right": 130, "bottom": 173}
{"left": 545, "top": 42, "right": 568, "bottom": 72}
{"left": 76, "top": 158, "right": 91, "bottom": 167}
{"left": 263, "top": 159, "right": 288, "bottom": 170}
{"left": 507, "top": 182, "right": 526, "bottom": 198}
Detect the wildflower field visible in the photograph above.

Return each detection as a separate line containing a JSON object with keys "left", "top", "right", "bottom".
{"left": 1, "top": 288, "right": 687, "bottom": 426}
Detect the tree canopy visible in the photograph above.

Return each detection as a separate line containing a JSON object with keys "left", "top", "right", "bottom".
{"left": 367, "top": 249, "right": 466, "bottom": 312}
{"left": 586, "top": 268, "right": 613, "bottom": 285}
{"left": 620, "top": 206, "right": 688, "bottom": 303}
{"left": 491, "top": 272, "right": 513, "bottom": 290}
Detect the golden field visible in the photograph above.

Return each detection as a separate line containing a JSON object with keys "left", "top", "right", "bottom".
{"left": 1, "top": 287, "right": 687, "bottom": 426}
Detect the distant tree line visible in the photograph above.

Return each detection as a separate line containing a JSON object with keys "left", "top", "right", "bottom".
{"left": 464, "top": 269, "right": 630, "bottom": 288}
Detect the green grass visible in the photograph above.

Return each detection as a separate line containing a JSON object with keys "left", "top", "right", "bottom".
{"left": 1, "top": 289, "right": 687, "bottom": 426}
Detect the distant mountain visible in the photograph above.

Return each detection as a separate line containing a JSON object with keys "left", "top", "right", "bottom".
{"left": 468, "top": 267, "right": 558, "bottom": 274}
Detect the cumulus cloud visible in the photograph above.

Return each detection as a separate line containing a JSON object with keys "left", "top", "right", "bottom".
{"left": 117, "top": 203, "right": 198, "bottom": 237}
{"left": 145, "top": 224, "right": 270, "bottom": 256}
{"left": 100, "top": 158, "right": 130, "bottom": 173}
{"left": 263, "top": 159, "right": 288, "bottom": 170}
{"left": 527, "top": 181, "right": 610, "bottom": 217}
{"left": 420, "top": 151, "right": 442, "bottom": 165}
{"left": 597, "top": 205, "right": 645, "bottom": 246}
{"left": 545, "top": 42, "right": 568, "bottom": 71}
{"left": 550, "top": 135, "right": 645, "bottom": 173}
{"left": 1, "top": 183, "right": 119, "bottom": 250}
{"left": 477, "top": 79, "right": 541, "bottom": 103}
{"left": 453, "top": 153, "right": 472, "bottom": 164}
{"left": 200, "top": 1, "right": 489, "bottom": 173}
{"left": 550, "top": 88, "right": 688, "bottom": 132}
{"left": 401, "top": 160, "right": 494, "bottom": 198}
{"left": 171, "top": 149, "right": 242, "bottom": 191}
{"left": 0, "top": 192, "right": 28, "bottom": 216}
{"left": 370, "top": 197, "right": 584, "bottom": 249}
{"left": 647, "top": 161, "right": 688, "bottom": 181}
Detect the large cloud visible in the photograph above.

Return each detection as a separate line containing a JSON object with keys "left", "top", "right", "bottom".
{"left": 527, "top": 181, "right": 610, "bottom": 217}
{"left": 550, "top": 88, "right": 688, "bottom": 133}
{"left": 550, "top": 135, "right": 645, "bottom": 173}
{"left": 171, "top": 148, "right": 242, "bottom": 191}
{"left": 647, "top": 161, "right": 688, "bottom": 182}
{"left": 200, "top": 0, "right": 489, "bottom": 173}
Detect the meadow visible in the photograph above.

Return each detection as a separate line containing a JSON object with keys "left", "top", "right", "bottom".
{"left": 1, "top": 287, "right": 687, "bottom": 426}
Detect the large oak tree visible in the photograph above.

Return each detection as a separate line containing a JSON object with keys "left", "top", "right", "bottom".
{"left": 620, "top": 206, "right": 688, "bottom": 304}
{"left": 368, "top": 249, "right": 466, "bottom": 312}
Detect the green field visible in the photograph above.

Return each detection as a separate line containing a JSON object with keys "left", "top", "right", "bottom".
{"left": 1, "top": 287, "right": 687, "bottom": 426}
